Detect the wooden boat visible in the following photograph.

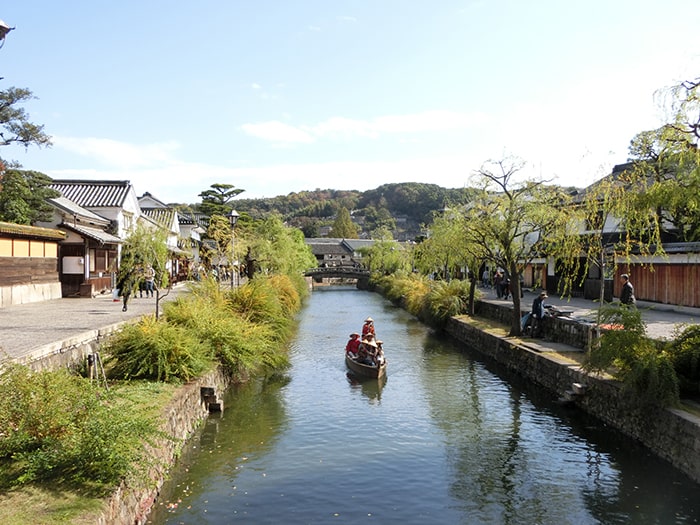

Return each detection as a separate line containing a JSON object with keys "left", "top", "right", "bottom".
{"left": 345, "top": 353, "right": 387, "bottom": 379}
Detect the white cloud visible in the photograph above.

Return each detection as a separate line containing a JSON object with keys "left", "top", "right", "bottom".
{"left": 42, "top": 153, "right": 480, "bottom": 203}
{"left": 54, "top": 136, "right": 181, "bottom": 169}
{"left": 242, "top": 110, "right": 486, "bottom": 143}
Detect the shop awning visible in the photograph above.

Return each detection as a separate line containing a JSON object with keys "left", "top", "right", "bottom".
{"left": 61, "top": 223, "right": 122, "bottom": 245}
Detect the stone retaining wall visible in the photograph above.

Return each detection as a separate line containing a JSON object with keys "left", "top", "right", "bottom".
{"left": 475, "top": 299, "right": 595, "bottom": 349}
{"left": 96, "top": 367, "right": 231, "bottom": 525}
{"left": 445, "top": 315, "right": 700, "bottom": 483}
{"left": 19, "top": 323, "right": 127, "bottom": 372}
{"left": 13, "top": 319, "right": 233, "bottom": 524}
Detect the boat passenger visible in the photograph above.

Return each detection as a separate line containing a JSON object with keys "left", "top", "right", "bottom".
{"left": 345, "top": 333, "right": 361, "bottom": 357}
{"left": 362, "top": 317, "right": 376, "bottom": 338}
{"left": 357, "top": 341, "right": 369, "bottom": 363}
{"left": 375, "top": 340, "right": 385, "bottom": 366}
{"left": 362, "top": 339, "right": 378, "bottom": 366}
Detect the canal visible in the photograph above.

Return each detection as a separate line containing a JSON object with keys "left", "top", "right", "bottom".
{"left": 149, "top": 287, "right": 700, "bottom": 524}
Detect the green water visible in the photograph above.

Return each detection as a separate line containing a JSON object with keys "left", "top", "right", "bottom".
{"left": 148, "top": 287, "right": 700, "bottom": 524}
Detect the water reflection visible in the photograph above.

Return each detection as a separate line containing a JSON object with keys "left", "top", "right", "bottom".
{"left": 148, "top": 375, "right": 289, "bottom": 522}
{"left": 420, "top": 331, "right": 700, "bottom": 524}
{"left": 345, "top": 372, "right": 387, "bottom": 404}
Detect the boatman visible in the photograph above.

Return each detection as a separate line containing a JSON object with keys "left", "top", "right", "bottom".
{"left": 362, "top": 317, "right": 375, "bottom": 338}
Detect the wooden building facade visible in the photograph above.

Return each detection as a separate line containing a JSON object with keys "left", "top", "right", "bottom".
{"left": 0, "top": 222, "right": 65, "bottom": 307}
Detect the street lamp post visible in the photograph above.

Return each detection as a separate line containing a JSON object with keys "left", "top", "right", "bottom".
{"left": 227, "top": 209, "right": 239, "bottom": 289}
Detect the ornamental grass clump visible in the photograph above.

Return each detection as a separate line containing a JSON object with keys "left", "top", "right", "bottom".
{"left": 425, "top": 279, "right": 471, "bottom": 328}
{"left": 375, "top": 272, "right": 431, "bottom": 317}
{"left": 163, "top": 276, "right": 294, "bottom": 379}
{"left": 104, "top": 315, "right": 211, "bottom": 382}
{"left": 0, "top": 364, "right": 160, "bottom": 494}
{"left": 105, "top": 275, "right": 299, "bottom": 383}
{"left": 227, "top": 275, "right": 299, "bottom": 343}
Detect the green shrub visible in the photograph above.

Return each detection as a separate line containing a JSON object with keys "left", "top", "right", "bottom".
{"left": 403, "top": 274, "right": 431, "bottom": 318}
{"left": 668, "top": 324, "right": 700, "bottom": 397}
{"left": 106, "top": 275, "right": 298, "bottom": 383}
{"left": 228, "top": 276, "right": 296, "bottom": 342}
{"left": 586, "top": 305, "right": 679, "bottom": 407}
{"left": 0, "top": 365, "right": 160, "bottom": 493}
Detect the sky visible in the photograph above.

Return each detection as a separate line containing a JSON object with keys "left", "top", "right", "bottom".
{"left": 1, "top": 1, "right": 698, "bottom": 204}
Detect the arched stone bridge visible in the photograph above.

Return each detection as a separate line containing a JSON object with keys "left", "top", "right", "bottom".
{"left": 304, "top": 266, "right": 371, "bottom": 289}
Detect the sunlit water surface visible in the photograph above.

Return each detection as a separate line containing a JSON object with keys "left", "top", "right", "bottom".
{"left": 148, "top": 287, "right": 700, "bottom": 524}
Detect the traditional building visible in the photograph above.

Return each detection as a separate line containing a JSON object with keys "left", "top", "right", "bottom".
{"left": 45, "top": 180, "right": 140, "bottom": 297}
{"left": 40, "top": 196, "right": 121, "bottom": 297}
{"left": 0, "top": 221, "right": 66, "bottom": 306}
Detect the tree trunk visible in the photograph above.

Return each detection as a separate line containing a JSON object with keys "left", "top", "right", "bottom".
{"left": 468, "top": 276, "right": 477, "bottom": 315}
{"left": 509, "top": 262, "right": 522, "bottom": 336}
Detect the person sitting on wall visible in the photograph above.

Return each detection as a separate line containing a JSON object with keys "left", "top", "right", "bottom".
{"left": 531, "top": 291, "right": 549, "bottom": 338}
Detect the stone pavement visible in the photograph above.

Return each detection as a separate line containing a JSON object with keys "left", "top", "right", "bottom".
{"left": 480, "top": 287, "right": 700, "bottom": 341}
{"left": 0, "top": 284, "right": 191, "bottom": 365}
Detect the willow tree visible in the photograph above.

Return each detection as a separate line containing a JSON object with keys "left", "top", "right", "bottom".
{"left": 667, "top": 76, "right": 700, "bottom": 142}
{"left": 205, "top": 213, "right": 235, "bottom": 273}
{"left": 360, "top": 239, "right": 408, "bottom": 276}
{"left": 415, "top": 209, "right": 465, "bottom": 281}
{"left": 243, "top": 214, "right": 317, "bottom": 278}
{"left": 116, "top": 224, "right": 170, "bottom": 291}
{"left": 414, "top": 207, "right": 487, "bottom": 314}
{"left": 624, "top": 77, "right": 700, "bottom": 243}
{"left": 464, "top": 157, "right": 580, "bottom": 336}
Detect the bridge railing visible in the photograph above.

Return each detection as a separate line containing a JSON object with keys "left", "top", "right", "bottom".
{"left": 304, "top": 266, "right": 370, "bottom": 278}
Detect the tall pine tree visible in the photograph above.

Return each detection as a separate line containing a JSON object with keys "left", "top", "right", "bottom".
{"left": 331, "top": 207, "right": 358, "bottom": 238}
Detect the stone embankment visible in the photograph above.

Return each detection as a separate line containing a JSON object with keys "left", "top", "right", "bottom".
{"left": 446, "top": 302, "right": 700, "bottom": 484}
{"left": 96, "top": 368, "right": 230, "bottom": 525}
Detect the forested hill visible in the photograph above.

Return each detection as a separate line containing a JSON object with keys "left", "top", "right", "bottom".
{"left": 229, "top": 182, "right": 476, "bottom": 239}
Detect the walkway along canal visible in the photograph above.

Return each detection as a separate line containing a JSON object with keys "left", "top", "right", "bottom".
{"left": 148, "top": 287, "right": 700, "bottom": 524}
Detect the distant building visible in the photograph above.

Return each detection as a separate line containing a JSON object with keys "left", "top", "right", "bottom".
{"left": 305, "top": 238, "right": 376, "bottom": 268}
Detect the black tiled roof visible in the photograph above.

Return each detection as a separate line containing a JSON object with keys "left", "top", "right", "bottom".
{"left": 141, "top": 207, "right": 176, "bottom": 229}
{"left": 50, "top": 180, "right": 132, "bottom": 208}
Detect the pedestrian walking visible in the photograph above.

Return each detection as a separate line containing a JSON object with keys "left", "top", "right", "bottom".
{"left": 620, "top": 274, "right": 636, "bottom": 306}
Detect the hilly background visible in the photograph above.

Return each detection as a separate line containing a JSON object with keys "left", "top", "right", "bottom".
{"left": 228, "top": 182, "right": 476, "bottom": 240}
